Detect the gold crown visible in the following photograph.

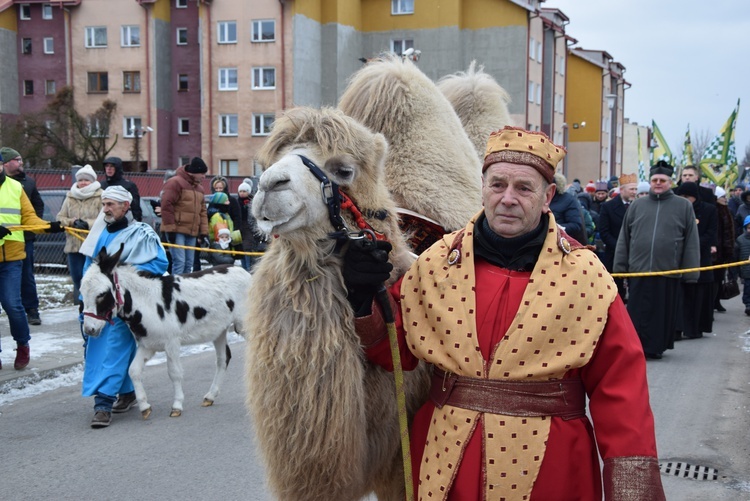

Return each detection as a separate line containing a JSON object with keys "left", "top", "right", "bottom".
{"left": 619, "top": 173, "right": 637, "bottom": 185}
{"left": 484, "top": 126, "right": 567, "bottom": 169}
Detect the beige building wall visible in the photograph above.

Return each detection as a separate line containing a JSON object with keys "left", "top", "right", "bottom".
{"left": 551, "top": 33, "right": 566, "bottom": 147}
{"left": 526, "top": 16, "right": 543, "bottom": 130}
{"left": 201, "top": 0, "right": 284, "bottom": 176}
{"left": 72, "top": 0, "right": 150, "bottom": 165}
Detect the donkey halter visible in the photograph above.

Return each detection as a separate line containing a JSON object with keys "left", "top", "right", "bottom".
{"left": 82, "top": 271, "right": 125, "bottom": 326}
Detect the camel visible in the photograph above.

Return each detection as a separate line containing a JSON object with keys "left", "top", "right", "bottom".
{"left": 338, "top": 54, "right": 482, "bottom": 233}
{"left": 246, "top": 106, "right": 431, "bottom": 501}
{"left": 437, "top": 61, "right": 513, "bottom": 162}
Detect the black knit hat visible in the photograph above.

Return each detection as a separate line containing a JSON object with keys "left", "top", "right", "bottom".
{"left": 676, "top": 182, "right": 700, "bottom": 199}
{"left": 186, "top": 156, "right": 208, "bottom": 174}
{"left": 649, "top": 160, "right": 674, "bottom": 177}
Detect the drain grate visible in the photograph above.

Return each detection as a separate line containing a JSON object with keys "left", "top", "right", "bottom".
{"left": 660, "top": 462, "right": 718, "bottom": 481}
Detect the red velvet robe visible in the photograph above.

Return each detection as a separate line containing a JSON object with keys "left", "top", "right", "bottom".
{"left": 366, "top": 259, "right": 659, "bottom": 500}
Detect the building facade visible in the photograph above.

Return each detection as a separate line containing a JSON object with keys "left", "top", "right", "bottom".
{"left": 0, "top": 0, "right": 627, "bottom": 182}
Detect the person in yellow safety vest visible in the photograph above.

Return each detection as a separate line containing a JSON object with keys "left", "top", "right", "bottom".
{"left": 0, "top": 151, "right": 64, "bottom": 370}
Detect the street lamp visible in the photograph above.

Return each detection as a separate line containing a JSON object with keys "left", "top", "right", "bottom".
{"left": 130, "top": 125, "right": 154, "bottom": 170}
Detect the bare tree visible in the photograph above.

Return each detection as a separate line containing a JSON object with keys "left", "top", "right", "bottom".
{"left": 742, "top": 143, "right": 750, "bottom": 167}
{"left": 691, "top": 128, "right": 713, "bottom": 165}
{"left": 10, "top": 86, "right": 118, "bottom": 169}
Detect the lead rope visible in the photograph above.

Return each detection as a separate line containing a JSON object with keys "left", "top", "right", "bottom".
{"left": 376, "top": 286, "right": 415, "bottom": 501}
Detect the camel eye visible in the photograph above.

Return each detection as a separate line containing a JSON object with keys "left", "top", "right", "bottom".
{"left": 326, "top": 160, "right": 354, "bottom": 183}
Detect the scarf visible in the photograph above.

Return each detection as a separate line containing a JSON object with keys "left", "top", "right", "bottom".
{"left": 68, "top": 181, "right": 102, "bottom": 200}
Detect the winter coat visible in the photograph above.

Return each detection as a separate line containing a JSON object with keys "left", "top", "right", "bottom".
{"left": 597, "top": 197, "right": 630, "bottom": 272}
{"left": 0, "top": 174, "right": 49, "bottom": 262}
{"left": 238, "top": 195, "right": 267, "bottom": 253}
{"left": 733, "top": 191, "right": 750, "bottom": 237}
{"left": 735, "top": 232, "right": 750, "bottom": 280}
{"left": 691, "top": 200, "right": 718, "bottom": 283}
{"left": 100, "top": 157, "right": 142, "bottom": 221}
{"left": 160, "top": 166, "right": 208, "bottom": 237}
{"left": 56, "top": 184, "right": 103, "bottom": 254}
{"left": 614, "top": 189, "right": 700, "bottom": 282}
{"left": 549, "top": 191, "right": 586, "bottom": 244}
{"left": 10, "top": 170, "right": 44, "bottom": 242}
{"left": 714, "top": 203, "right": 735, "bottom": 282}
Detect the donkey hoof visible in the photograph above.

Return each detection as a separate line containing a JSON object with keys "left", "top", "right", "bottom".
{"left": 201, "top": 398, "right": 214, "bottom": 407}
{"left": 141, "top": 407, "right": 152, "bottom": 420}
{"left": 170, "top": 408, "right": 182, "bottom": 417}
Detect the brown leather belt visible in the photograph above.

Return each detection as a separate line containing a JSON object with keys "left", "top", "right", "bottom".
{"left": 430, "top": 368, "right": 586, "bottom": 420}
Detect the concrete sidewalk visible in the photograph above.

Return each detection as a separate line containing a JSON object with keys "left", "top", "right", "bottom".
{"left": 0, "top": 306, "right": 84, "bottom": 391}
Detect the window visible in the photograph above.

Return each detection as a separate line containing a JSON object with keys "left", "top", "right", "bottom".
{"left": 22, "top": 38, "right": 32, "bottom": 54}
{"left": 391, "top": 0, "right": 413, "bottom": 15}
{"left": 220, "top": 160, "right": 239, "bottom": 176}
{"left": 252, "top": 67, "right": 275, "bottom": 89}
{"left": 529, "top": 37, "right": 535, "bottom": 60}
{"left": 536, "top": 41, "right": 542, "bottom": 63}
{"left": 88, "top": 72, "right": 108, "bottom": 93}
{"left": 219, "top": 114, "right": 238, "bottom": 136}
{"left": 252, "top": 113, "right": 274, "bottom": 136}
{"left": 391, "top": 39, "right": 413, "bottom": 56}
{"left": 88, "top": 118, "right": 107, "bottom": 138}
{"left": 558, "top": 55, "right": 565, "bottom": 76}
{"left": 124, "top": 117, "right": 142, "bottom": 138}
{"left": 44, "top": 37, "right": 54, "bottom": 54}
{"left": 176, "top": 0, "right": 187, "bottom": 8}
{"left": 178, "top": 74, "right": 188, "bottom": 91}
{"left": 42, "top": 4, "right": 53, "bottom": 19}
{"left": 85, "top": 27, "right": 107, "bottom": 48}
{"left": 252, "top": 20, "right": 275, "bottom": 42}
{"left": 536, "top": 84, "right": 541, "bottom": 105}
{"left": 121, "top": 25, "right": 140, "bottom": 47}
{"left": 19, "top": 4, "right": 31, "bottom": 20}
{"left": 123, "top": 71, "right": 141, "bottom": 93}
{"left": 178, "top": 156, "right": 190, "bottom": 167}
{"left": 178, "top": 118, "right": 189, "bottom": 135}
{"left": 528, "top": 82, "right": 534, "bottom": 103}
{"left": 45, "top": 80, "right": 56, "bottom": 95}
{"left": 218, "top": 21, "right": 237, "bottom": 44}
{"left": 219, "top": 68, "right": 238, "bottom": 91}
{"left": 176, "top": 28, "right": 188, "bottom": 45}
{"left": 23, "top": 80, "right": 34, "bottom": 96}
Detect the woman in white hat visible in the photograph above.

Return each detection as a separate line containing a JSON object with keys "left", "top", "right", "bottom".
{"left": 56, "top": 165, "right": 102, "bottom": 303}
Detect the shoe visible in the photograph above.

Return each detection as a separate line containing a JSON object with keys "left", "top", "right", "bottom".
{"left": 90, "top": 411, "right": 112, "bottom": 428}
{"left": 746, "top": 308, "right": 750, "bottom": 316}
{"left": 14, "top": 344, "right": 30, "bottom": 370}
{"left": 112, "top": 392, "right": 137, "bottom": 413}
{"left": 645, "top": 352, "right": 663, "bottom": 360}
{"left": 714, "top": 303, "right": 726, "bottom": 312}
{"left": 26, "top": 308, "right": 41, "bottom": 326}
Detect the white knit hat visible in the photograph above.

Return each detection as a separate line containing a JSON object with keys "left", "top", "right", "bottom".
{"left": 75, "top": 164, "right": 97, "bottom": 182}
{"left": 238, "top": 182, "right": 252, "bottom": 194}
{"left": 218, "top": 228, "right": 231, "bottom": 237}
{"left": 715, "top": 187, "right": 726, "bottom": 198}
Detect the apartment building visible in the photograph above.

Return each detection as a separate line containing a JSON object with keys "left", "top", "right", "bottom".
{"left": 0, "top": 0, "right": 627, "bottom": 182}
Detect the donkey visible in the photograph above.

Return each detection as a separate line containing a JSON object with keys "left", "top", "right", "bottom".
{"left": 81, "top": 245, "right": 251, "bottom": 418}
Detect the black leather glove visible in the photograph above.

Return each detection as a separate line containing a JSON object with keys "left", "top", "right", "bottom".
{"left": 72, "top": 219, "right": 89, "bottom": 230}
{"left": 0, "top": 226, "right": 11, "bottom": 240}
{"left": 342, "top": 238, "right": 393, "bottom": 316}
{"left": 45, "top": 221, "right": 64, "bottom": 233}
{"left": 199, "top": 235, "right": 210, "bottom": 248}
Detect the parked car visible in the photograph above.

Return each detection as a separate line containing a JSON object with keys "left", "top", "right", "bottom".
{"left": 34, "top": 190, "right": 161, "bottom": 268}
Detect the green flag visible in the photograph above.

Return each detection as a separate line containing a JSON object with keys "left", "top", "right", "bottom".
{"left": 700, "top": 99, "right": 740, "bottom": 186}
{"left": 681, "top": 124, "right": 694, "bottom": 167}
{"left": 650, "top": 120, "right": 673, "bottom": 166}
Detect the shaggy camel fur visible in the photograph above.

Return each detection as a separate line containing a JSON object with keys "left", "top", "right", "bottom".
{"left": 339, "top": 54, "right": 481, "bottom": 232}
{"left": 247, "top": 107, "right": 430, "bottom": 501}
{"left": 437, "top": 61, "right": 513, "bottom": 162}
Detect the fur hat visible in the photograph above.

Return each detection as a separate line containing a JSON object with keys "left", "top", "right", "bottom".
{"left": 75, "top": 164, "right": 97, "bottom": 182}
{"left": 0, "top": 147, "right": 21, "bottom": 163}
{"left": 482, "top": 126, "right": 566, "bottom": 183}
{"left": 650, "top": 160, "right": 674, "bottom": 178}
{"left": 209, "top": 192, "right": 228, "bottom": 205}
{"left": 594, "top": 181, "right": 608, "bottom": 192}
{"left": 676, "top": 182, "right": 700, "bottom": 199}
{"left": 637, "top": 181, "right": 650, "bottom": 195}
{"left": 584, "top": 181, "right": 596, "bottom": 193}
{"left": 715, "top": 187, "right": 726, "bottom": 198}
{"left": 238, "top": 182, "right": 252, "bottom": 194}
{"left": 186, "top": 157, "right": 208, "bottom": 174}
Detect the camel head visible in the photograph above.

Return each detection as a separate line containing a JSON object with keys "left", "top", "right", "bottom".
{"left": 252, "top": 107, "right": 401, "bottom": 247}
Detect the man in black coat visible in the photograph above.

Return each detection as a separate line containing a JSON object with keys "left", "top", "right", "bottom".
{"left": 0, "top": 147, "right": 44, "bottom": 325}
{"left": 598, "top": 173, "right": 637, "bottom": 300}
{"left": 100, "top": 157, "right": 142, "bottom": 221}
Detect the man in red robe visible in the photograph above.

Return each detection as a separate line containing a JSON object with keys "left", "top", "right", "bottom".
{"left": 345, "top": 126, "right": 665, "bottom": 500}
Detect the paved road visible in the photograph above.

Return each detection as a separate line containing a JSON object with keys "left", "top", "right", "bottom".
{"left": 1, "top": 297, "right": 749, "bottom": 499}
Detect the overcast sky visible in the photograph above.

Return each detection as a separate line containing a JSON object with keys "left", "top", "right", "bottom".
{"left": 550, "top": 0, "right": 749, "bottom": 165}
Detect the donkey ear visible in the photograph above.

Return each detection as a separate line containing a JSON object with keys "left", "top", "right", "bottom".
{"left": 97, "top": 243, "right": 124, "bottom": 275}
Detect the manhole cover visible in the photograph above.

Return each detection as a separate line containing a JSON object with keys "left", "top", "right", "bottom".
{"left": 660, "top": 461, "right": 718, "bottom": 481}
